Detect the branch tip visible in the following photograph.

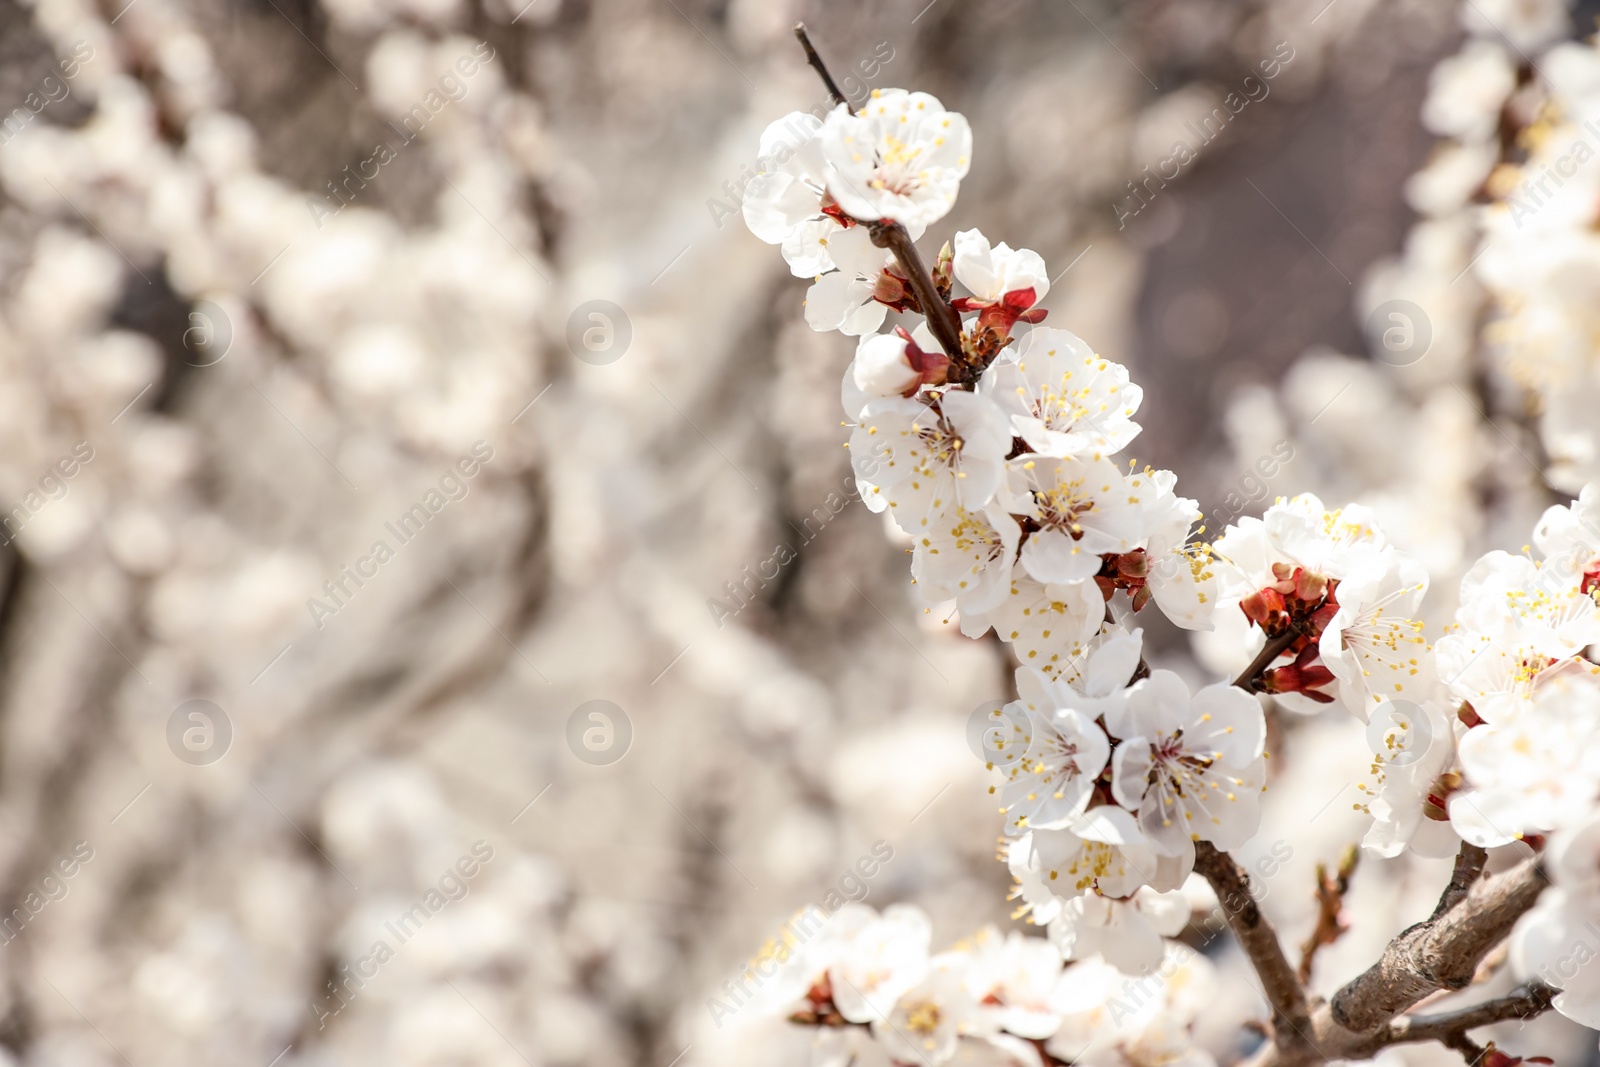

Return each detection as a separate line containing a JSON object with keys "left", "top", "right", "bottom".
{"left": 793, "top": 23, "right": 848, "bottom": 107}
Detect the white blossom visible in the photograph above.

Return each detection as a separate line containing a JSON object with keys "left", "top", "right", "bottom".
{"left": 1436, "top": 548, "right": 1600, "bottom": 722}
{"left": 872, "top": 957, "right": 990, "bottom": 1066}
{"left": 912, "top": 502, "right": 1022, "bottom": 618}
{"left": 1045, "top": 944, "right": 1217, "bottom": 1067}
{"left": 972, "top": 576, "right": 1106, "bottom": 674}
{"left": 849, "top": 389, "right": 1012, "bottom": 534}
{"left": 741, "top": 112, "right": 832, "bottom": 254}
{"left": 1008, "top": 805, "right": 1183, "bottom": 912}
{"left": 1317, "top": 549, "right": 1431, "bottom": 720}
{"left": 1420, "top": 40, "right": 1516, "bottom": 143}
{"left": 1512, "top": 816, "right": 1600, "bottom": 1029}
{"left": 996, "top": 635, "right": 1134, "bottom": 832}
{"left": 1001, "top": 454, "right": 1152, "bottom": 585}
{"left": 960, "top": 928, "right": 1066, "bottom": 1039}
{"left": 1046, "top": 887, "right": 1189, "bottom": 977}
{"left": 853, "top": 330, "right": 921, "bottom": 398}
{"left": 1357, "top": 698, "right": 1461, "bottom": 859}
{"left": 827, "top": 904, "right": 933, "bottom": 1024}
{"left": 803, "top": 225, "right": 895, "bottom": 336}
{"left": 1134, "top": 469, "right": 1217, "bottom": 632}
{"left": 821, "top": 89, "right": 972, "bottom": 228}
{"left": 1108, "top": 671, "right": 1267, "bottom": 856}
{"left": 978, "top": 330, "right": 1143, "bottom": 458}
{"left": 1450, "top": 669, "right": 1600, "bottom": 845}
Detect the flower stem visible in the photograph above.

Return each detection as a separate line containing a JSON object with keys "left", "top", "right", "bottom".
{"left": 869, "top": 221, "right": 965, "bottom": 363}
{"left": 793, "top": 24, "right": 847, "bottom": 107}
{"left": 1233, "top": 627, "right": 1299, "bottom": 690}
{"left": 791, "top": 25, "right": 967, "bottom": 364}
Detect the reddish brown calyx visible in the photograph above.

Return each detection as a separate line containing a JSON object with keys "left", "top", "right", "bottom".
{"left": 1422, "top": 770, "right": 1463, "bottom": 821}
{"left": 951, "top": 287, "right": 1049, "bottom": 338}
{"left": 1241, "top": 563, "right": 1340, "bottom": 655}
{"left": 1259, "top": 644, "right": 1336, "bottom": 703}
{"left": 871, "top": 265, "right": 922, "bottom": 315}
{"left": 952, "top": 319, "right": 1021, "bottom": 384}
{"left": 1095, "top": 549, "right": 1154, "bottom": 612}
{"left": 790, "top": 976, "right": 847, "bottom": 1026}
{"left": 1481, "top": 1043, "right": 1553, "bottom": 1067}
{"left": 1582, "top": 555, "right": 1600, "bottom": 597}
{"left": 819, "top": 192, "right": 857, "bottom": 228}
{"left": 895, "top": 325, "right": 950, "bottom": 394}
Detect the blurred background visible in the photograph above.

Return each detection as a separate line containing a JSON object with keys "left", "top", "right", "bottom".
{"left": 0, "top": 0, "right": 1595, "bottom": 1063}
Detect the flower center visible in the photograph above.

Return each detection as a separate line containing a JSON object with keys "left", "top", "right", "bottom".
{"left": 905, "top": 1000, "right": 942, "bottom": 1034}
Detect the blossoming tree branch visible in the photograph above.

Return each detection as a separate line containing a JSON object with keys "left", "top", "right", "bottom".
{"left": 724, "top": 25, "right": 1600, "bottom": 1067}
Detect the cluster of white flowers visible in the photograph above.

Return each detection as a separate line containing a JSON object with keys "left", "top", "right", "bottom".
{"left": 1471, "top": 15, "right": 1600, "bottom": 494}
{"left": 1384, "top": 0, "right": 1600, "bottom": 494}
{"left": 739, "top": 85, "right": 1245, "bottom": 1066}
{"left": 742, "top": 65, "right": 1600, "bottom": 1060}
{"left": 1437, "top": 490, "right": 1600, "bottom": 1029}
{"left": 739, "top": 901, "right": 1215, "bottom": 1067}
{"left": 1353, "top": 4, "right": 1600, "bottom": 1034}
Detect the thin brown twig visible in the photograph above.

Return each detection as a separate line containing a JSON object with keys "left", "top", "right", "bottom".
{"left": 790, "top": 28, "right": 966, "bottom": 363}
{"left": 1382, "top": 983, "right": 1557, "bottom": 1049}
{"left": 1296, "top": 844, "right": 1360, "bottom": 984}
{"left": 793, "top": 24, "right": 847, "bottom": 107}
{"left": 1233, "top": 627, "right": 1299, "bottom": 689}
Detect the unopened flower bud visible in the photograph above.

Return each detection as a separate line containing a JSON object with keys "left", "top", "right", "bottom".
{"left": 1295, "top": 569, "right": 1329, "bottom": 602}
{"left": 853, "top": 333, "right": 921, "bottom": 397}
{"left": 1240, "top": 588, "right": 1285, "bottom": 628}
{"left": 1423, "top": 771, "right": 1463, "bottom": 821}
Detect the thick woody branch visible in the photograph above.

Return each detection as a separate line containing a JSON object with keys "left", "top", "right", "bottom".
{"left": 1431, "top": 842, "right": 1490, "bottom": 920}
{"left": 1194, "top": 841, "right": 1315, "bottom": 1053}
{"left": 868, "top": 221, "right": 964, "bottom": 361}
{"left": 1330, "top": 853, "right": 1548, "bottom": 1032}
